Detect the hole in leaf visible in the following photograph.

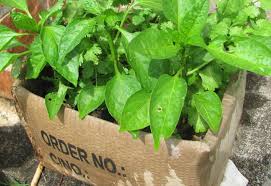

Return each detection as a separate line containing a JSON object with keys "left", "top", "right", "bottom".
{"left": 157, "top": 106, "right": 163, "bottom": 112}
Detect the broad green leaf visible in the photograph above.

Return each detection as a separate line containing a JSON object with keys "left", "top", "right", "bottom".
{"left": 137, "top": 0, "right": 163, "bottom": 11}
{"left": 259, "top": 0, "right": 271, "bottom": 10}
{"left": 82, "top": 61, "right": 94, "bottom": 79}
{"left": 150, "top": 75, "right": 187, "bottom": 149}
{"left": 217, "top": 0, "right": 246, "bottom": 18}
{"left": 209, "top": 21, "right": 229, "bottom": 40}
{"left": 78, "top": 85, "right": 105, "bottom": 119}
{"left": 120, "top": 90, "right": 151, "bottom": 132}
{"left": 128, "top": 28, "right": 179, "bottom": 90}
{"left": 45, "top": 82, "right": 68, "bottom": 119}
{"left": 208, "top": 36, "right": 271, "bottom": 76}
{"left": 0, "top": 52, "right": 18, "bottom": 72}
{"left": 162, "top": 0, "right": 209, "bottom": 45}
{"left": 58, "top": 19, "right": 96, "bottom": 64}
{"left": 26, "top": 36, "right": 46, "bottom": 79}
{"left": 81, "top": 0, "right": 113, "bottom": 15}
{"left": 39, "top": 0, "right": 64, "bottom": 27}
{"left": 63, "top": 0, "right": 85, "bottom": 24}
{"left": 97, "top": 58, "right": 114, "bottom": 75}
{"left": 0, "top": 0, "right": 29, "bottom": 14}
{"left": 11, "top": 12, "right": 38, "bottom": 32}
{"left": 1, "top": 38, "right": 23, "bottom": 50}
{"left": 57, "top": 53, "right": 83, "bottom": 86}
{"left": 41, "top": 25, "right": 64, "bottom": 63}
{"left": 128, "top": 52, "right": 170, "bottom": 91}
{"left": 105, "top": 74, "right": 141, "bottom": 123}
{"left": 129, "top": 28, "right": 180, "bottom": 59}
{"left": 0, "top": 25, "right": 24, "bottom": 51}
{"left": 193, "top": 91, "right": 222, "bottom": 133}
{"left": 246, "top": 19, "right": 271, "bottom": 37}
{"left": 41, "top": 25, "right": 82, "bottom": 86}
{"left": 199, "top": 64, "right": 222, "bottom": 91}
{"left": 188, "top": 107, "right": 209, "bottom": 133}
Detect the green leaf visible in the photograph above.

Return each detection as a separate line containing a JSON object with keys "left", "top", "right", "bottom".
{"left": 58, "top": 19, "right": 96, "bottom": 64}
{"left": 78, "top": 85, "right": 106, "bottom": 119}
{"left": 41, "top": 25, "right": 64, "bottom": 63}
{"left": 39, "top": 0, "right": 64, "bottom": 27}
{"left": 188, "top": 107, "right": 209, "bottom": 133}
{"left": 246, "top": 19, "right": 271, "bottom": 37}
{"left": 199, "top": 64, "right": 223, "bottom": 91}
{"left": 128, "top": 52, "right": 170, "bottom": 91}
{"left": 81, "top": 0, "right": 113, "bottom": 15}
{"left": 259, "top": 0, "right": 271, "bottom": 10}
{"left": 45, "top": 82, "right": 68, "bottom": 119}
{"left": 137, "top": 0, "right": 163, "bottom": 11}
{"left": 150, "top": 75, "right": 187, "bottom": 150}
{"left": 11, "top": 12, "right": 38, "bottom": 32}
{"left": 192, "top": 91, "right": 222, "bottom": 133}
{"left": 81, "top": 60, "right": 94, "bottom": 79}
{"left": 26, "top": 36, "right": 46, "bottom": 79}
{"left": 162, "top": 0, "right": 209, "bottom": 45}
{"left": 1, "top": 38, "right": 23, "bottom": 50}
{"left": 129, "top": 28, "right": 180, "bottom": 59}
{"left": 217, "top": 0, "right": 246, "bottom": 18}
{"left": 41, "top": 25, "right": 82, "bottom": 86}
{"left": 84, "top": 44, "right": 102, "bottom": 65}
{"left": 210, "top": 21, "right": 229, "bottom": 40}
{"left": 129, "top": 130, "right": 140, "bottom": 139}
{"left": 0, "top": 25, "right": 24, "bottom": 51}
{"left": 0, "top": 52, "right": 18, "bottom": 72}
{"left": 208, "top": 36, "right": 271, "bottom": 76}
{"left": 0, "top": 0, "right": 29, "bottom": 14}
{"left": 120, "top": 90, "right": 151, "bottom": 132}
{"left": 105, "top": 74, "right": 141, "bottom": 123}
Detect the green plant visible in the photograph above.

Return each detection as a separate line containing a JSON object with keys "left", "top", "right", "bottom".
{"left": 0, "top": 0, "right": 270, "bottom": 149}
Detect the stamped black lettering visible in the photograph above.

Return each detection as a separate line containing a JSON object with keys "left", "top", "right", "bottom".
{"left": 59, "top": 139, "right": 69, "bottom": 155}
{"left": 49, "top": 152, "right": 60, "bottom": 165}
{"left": 92, "top": 153, "right": 104, "bottom": 170}
{"left": 104, "top": 158, "right": 116, "bottom": 174}
{"left": 78, "top": 147, "right": 90, "bottom": 164}
{"left": 49, "top": 135, "right": 61, "bottom": 151}
{"left": 59, "top": 157, "right": 72, "bottom": 171}
{"left": 68, "top": 143, "right": 80, "bottom": 160}
{"left": 71, "top": 163, "right": 82, "bottom": 175}
{"left": 41, "top": 131, "right": 51, "bottom": 146}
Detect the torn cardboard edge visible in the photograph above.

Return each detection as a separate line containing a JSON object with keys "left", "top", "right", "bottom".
{"left": 11, "top": 72, "right": 247, "bottom": 186}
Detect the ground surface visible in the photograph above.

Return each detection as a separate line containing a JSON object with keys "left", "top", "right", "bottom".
{"left": 0, "top": 73, "right": 270, "bottom": 186}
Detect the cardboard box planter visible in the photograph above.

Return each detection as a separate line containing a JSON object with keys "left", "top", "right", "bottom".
{"left": 12, "top": 72, "right": 246, "bottom": 186}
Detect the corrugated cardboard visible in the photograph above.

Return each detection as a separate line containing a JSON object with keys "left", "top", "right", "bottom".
{"left": 12, "top": 72, "right": 246, "bottom": 186}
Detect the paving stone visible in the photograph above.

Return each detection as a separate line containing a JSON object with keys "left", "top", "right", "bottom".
{"left": 0, "top": 98, "right": 89, "bottom": 185}
{"left": 231, "top": 73, "right": 271, "bottom": 186}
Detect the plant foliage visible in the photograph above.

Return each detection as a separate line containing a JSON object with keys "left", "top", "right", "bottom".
{"left": 1, "top": 0, "right": 271, "bottom": 149}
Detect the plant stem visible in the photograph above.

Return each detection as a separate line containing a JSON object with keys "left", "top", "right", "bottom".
{"left": 186, "top": 60, "right": 212, "bottom": 76}
{"left": 106, "top": 32, "right": 120, "bottom": 75}
{"left": 17, "top": 50, "right": 31, "bottom": 57}
{"left": 114, "top": 1, "right": 137, "bottom": 43}
{"left": 26, "top": 10, "right": 33, "bottom": 19}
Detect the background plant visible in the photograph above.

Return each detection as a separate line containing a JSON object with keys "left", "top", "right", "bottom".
{"left": 0, "top": 0, "right": 270, "bottom": 149}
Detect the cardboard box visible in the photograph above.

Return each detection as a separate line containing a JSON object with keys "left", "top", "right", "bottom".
{"left": 12, "top": 72, "right": 246, "bottom": 186}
